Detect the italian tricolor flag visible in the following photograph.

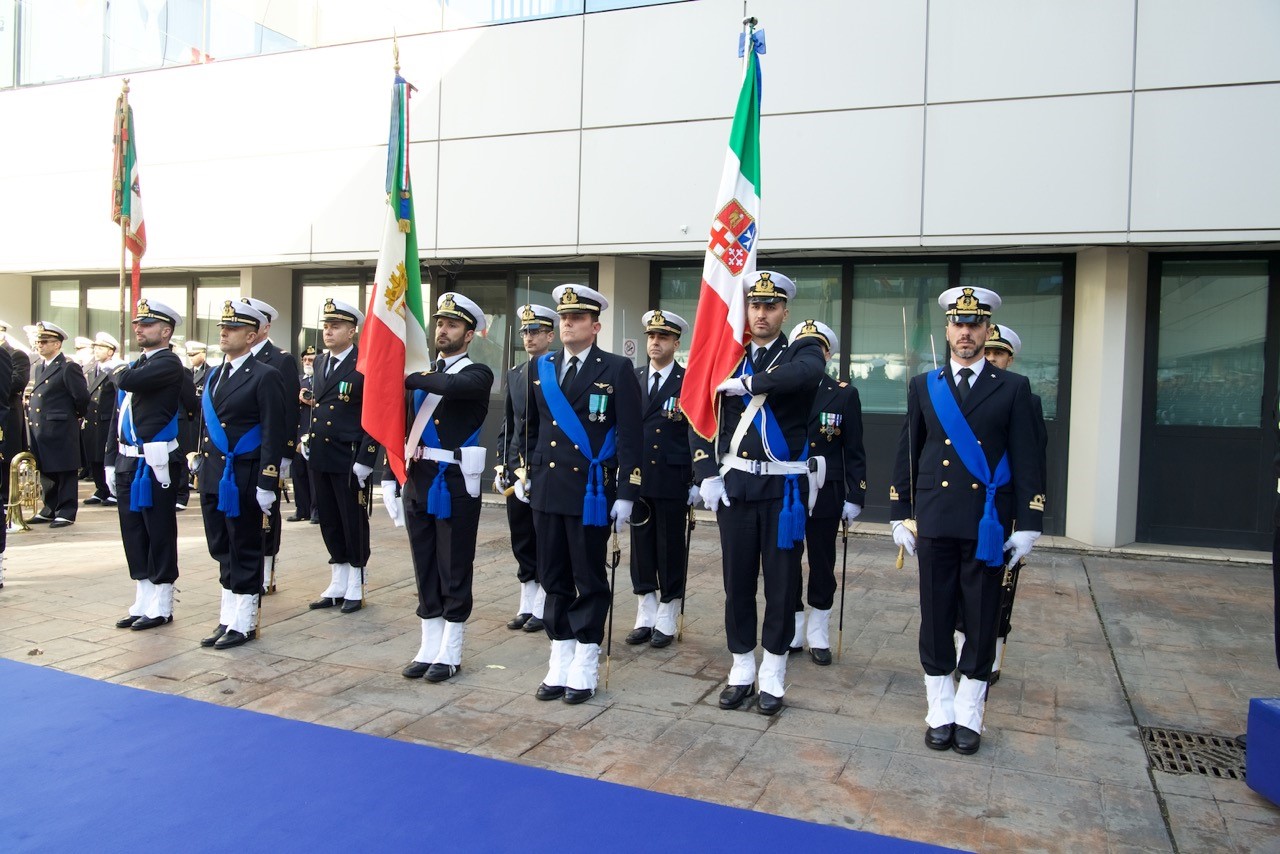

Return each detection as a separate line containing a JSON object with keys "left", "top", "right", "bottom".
{"left": 359, "top": 74, "right": 431, "bottom": 484}
{"left": 681, "top": 24, "right": 763, "bottom": 441}
{"left": 112, "top": 90, "right": 146, "bottom": 309}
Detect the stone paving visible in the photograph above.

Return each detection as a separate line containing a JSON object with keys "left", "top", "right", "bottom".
{"left": 2, "top": 486, "right": 1278, "bottom": 852}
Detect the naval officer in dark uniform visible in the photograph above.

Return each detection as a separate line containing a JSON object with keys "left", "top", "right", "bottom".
{"left": 241, "top": 297, "right": 301, "bottom": 594}
{"left": 83, "top": 332, "right": 122, "bottom": 506}
{"left": 106, "top": 298, "right": 186, "bottom": 631}
{"left": 790, "top": 320, "right": 866, "bottom": 666}
{"left": 27, "top": 321, "right": 89, "bottom": 527}
{"left": 495, "top": 303, "right": 557, "bottom": 633}
{"left": 197, "top": 301, "right": 286, "bottom": 650}
{"left": 395, "top": 292, "right": 493, "bottom": 683}
{"left": 306, "top": 300, "right": 379, "bottom": 614}
{"left": 891, "top": 286, "right": 1045, "bottom": 756}
{"left": 693, "top": 272, "right": 825, "bottom": 717}
{"left": 626, "top": 308, "right": 697, "bottom": 649}
{"left": 518, "top": 284, "right": 642, "bottom": 704}
{"left": 289, "top": 345, "right": 317, "bottom": 523}
{"left": 0, "top": 331, "right": 12, "bottom": 588}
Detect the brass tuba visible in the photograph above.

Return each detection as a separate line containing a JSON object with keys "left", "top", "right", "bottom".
{"left": 7, "top": 451, "right": 42, "bottom": 532}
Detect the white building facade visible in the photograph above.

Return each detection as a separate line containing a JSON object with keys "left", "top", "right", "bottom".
{"left": 2, "top": 0, "right": 1278, "bottom": 549}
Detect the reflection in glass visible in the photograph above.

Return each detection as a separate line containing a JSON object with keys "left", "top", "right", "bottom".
{"left": 299, "top": 278, "right": 361, "bottom": 356}
{"left": 960, "top": 262, "right": 1064, "bottom": 419}
{"left": 194, "top": 277, "right": 243, "bottom": 360}
{"left": 36, "top": 279, "right": 81, "bottom": 356}
{"left": 1155, "top": 260, "right": 1267, "bottom": 428}
{"left": 850, "top": 264, "right": 948, "bottom": 415}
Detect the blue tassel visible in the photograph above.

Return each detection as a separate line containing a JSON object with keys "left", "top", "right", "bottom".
{"left": 788, "top": 481, "right": 806, "bottom": 547}
{"left": 427, "top": 468, "right": 451, "bottom": 520}
{"left": 582, "top": 464, "right": 607, "bottom": 527}
{"left": 132, "top": 465, "right": 153, "bottom": 511}
{"left": 976, "top": 506, "right": 1005, "bottom": 567}
{"left": 219, "top": 471, "right": 240, "bottom": 518}
{"left": 777, "top": 477, "right": 802, "bottom": 550}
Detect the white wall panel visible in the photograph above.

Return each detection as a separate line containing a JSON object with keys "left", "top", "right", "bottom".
{"left": 440, "top": 16, "right": 583, "bottom": 139}
{"left": 436, "top": 132, "right": 580, "bottom": 250}
{"left": 582, "top": 0, "right": 744, "bottom": 127}
{"left": 923, "top": 94, "right": 1131, "bottom": 236}
{"left": 754, "top": 0, "right": 926, "bottom": 112}
{"left": 1136, "top": 0, "right": 1280, "bottom": 89}
{"left": 578, "top": 120, "right": 725, "bottom": 248}
{"left": 764, "top": 107, "right": 923, "bottom": 241}
{"left": 928, "top": 0, "right": 1135, "bottom": 102}
{"left": 1131, "top": 85, "right": 1280, "bottom": 233}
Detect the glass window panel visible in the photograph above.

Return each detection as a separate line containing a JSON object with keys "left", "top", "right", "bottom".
{"left": 587, "top": 0, "right": 686, "bottom": 11}
{"left": 1154, "top": 259, "right": 1268, "bottom": 427}
{"left": 20, "top": 0, "right": 104, "bottom": 84}
{"left": 445, "top": 0, "right": 583, "bottom": 27}
{"left": 1, "top": 0, "right": 17, "bottom": 88}
{"left": 655, "top": 266, "right": 701, "bottom": 368}
{"left": 438, "top": 276, "right": 505, "bottom": 397}
{"left": 86, "top": 286, "right": 130, "bottom": 350}
{"left": 507, "top": 269, "right": 588, "bottom": 366}
{"left": 959, "top": 261, "right": 1065, "bottom": 419}
{"left": 850, "top": 264, "right": 950, "bottom": 414}
{"left": 194, "top": 276, "right": 242, "bottom": 360}
{"left": 36, "top": 279, "right": 81, "bottom": 356}
{"left": 207, "top": 0, "right": 311, "bottom": 61}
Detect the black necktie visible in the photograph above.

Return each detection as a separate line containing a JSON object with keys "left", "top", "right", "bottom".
{"left": 650, "top": 371, "right": 661, "bottom": 398}
{"left": 956, "top": 367, "right": 974, "bottom": 404}
{"left": 562, "top": 355, "right": 579, "bottom": 391}
{"left": 325, "top": 356, "right": 335, "bottom": 379}
{"left": 435, "top": 358, "right": 446, "bottom": 374}
{"left": 753, "top": 346, "right": 769, "bottom": 373}
{"left": 216, "top": 362, "right": 232, "bottom": 399}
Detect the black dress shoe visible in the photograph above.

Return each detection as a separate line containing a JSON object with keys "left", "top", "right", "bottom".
{"left": 309, "top": 516, "right": 320, "bottom": 525}
{"left": 563, "top": 687, "right": 594, "bottom": 705}
{"left": 522, "top": 616, "right": 545, "bottom": 633}
{"left": 506, "top": 612, "right": 532, "bottom": 630}
{"left": 49, "top": 519, "right": 73, "bottom": 529}
{"left": 28, "top": 514, "right": 52, "bottom": 524}
{"left": 788, "top": 645, "right": 803, "bottom": 655}
{"left": 625, "top": 626, "right": 653, "bottom": 645}
{"left": 988, "top": 670, "right": 1001, "bottom": 686}
{"left": 213, "top": 629, "right": 254, "bottom": 649}
{"left": 115, "top": 615, "right": 141, "bottom": 629}
{"left": 535, "top": 683, "right": 565, "bottom": 701}
{"left": 402, "top": 661, "right": 431, "bottom": 679}
{"left": 286, "top": 513, "right": 305, "bottom": 522}
{"left": 200, "top": 625, "right": 227, "bottom": 647}
{"left": 425, "top": 663, "right": 460, "bottom": 683}
{"left": 650, "top": 629, "right": 674, "bottom": 648}
{"left": 809, "top": 647, "right": 832, "bottom": 666}
{"left": 84, "top": 496, "right": 103, "bottom": 506}
{"left": 131, "top": 615, "right": 173, "bottom": 631}
{"left": 925, "top": 723, "right": 955, "bottom": 750}
{"left": 952, "top": 725, "right": 981, "bottom": 755}
{"left": 339, "top": 598, "right": 363, "bottom": 614}
{"left": 309, "top": 597, "right": 343, "bottom": 610}
{"left": 757, "top": 691, "right": 784, "bottom": 716}
{"left": 718, "top": 683, "right": 756, "bottom": 710}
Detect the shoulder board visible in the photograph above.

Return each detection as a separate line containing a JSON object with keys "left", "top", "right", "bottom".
{"left": 839, "top": 381, "right": 848, "bottom": 388}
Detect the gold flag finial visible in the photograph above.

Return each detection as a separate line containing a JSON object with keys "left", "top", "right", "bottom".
{"left": 393, "top": 32, "right": 400, "bottom": 74}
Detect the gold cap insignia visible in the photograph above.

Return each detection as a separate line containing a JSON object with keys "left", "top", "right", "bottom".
{"left": 441, "top": 293, "right": 457, "bottom": 313}
{"left": 954, "top": 288, "right": 980, "bottom": 314}
{"left": 138, "top": 299, "right": 151, "bottom": 314}
{"left": 561, "top": 288, "right": 579, "bottom": 306}
{"left": 221, "top": 300, "right": 236, "bottom": 320}
{"left": 520, "top": 305, "right": 536, "bottom": 324}
{"left": 652, "top": 310, "right": 666, "bottom": 326}
{"left": 324, "top": 298, "right": 337, "bottom": 313}
{"left": 755, "top": 272, "right": 776, "bottom": 293}
{"left": 36, "top": 322, "right": 46, "bottom": 333}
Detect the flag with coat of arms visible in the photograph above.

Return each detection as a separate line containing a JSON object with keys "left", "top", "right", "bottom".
{"left": 680, "top": 22, "right": 764, "bottom": 440}
{"left": 112, "top": 85, "right": 146, "bottom": 309}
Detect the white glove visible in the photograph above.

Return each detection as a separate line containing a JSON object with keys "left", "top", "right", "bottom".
{"left": 380, "top": 480, "right": 405, "bottom": 527}
{"left": 279, "top": 457, "right": 291, "bottom": 480}
{"left": 699, "top": 476, "right": 730, "bottom": 512}
{"left": 514, "top": 477, "right": 531, "bottom": 504}
{"left": 353, "top": 462, "right": 373, "bottom": 487}
{"left": 256, "top": 487, "right": 276, "bottom": 515}
{"left": 715, "top": 377, "right": 749, "bottom": 397}
{"left": 610, "top": 499, "right": 634, "bottom": 533}
{"left": 493, "top": 474, "right": 505, "bottom": 495}
{"left": 891, "top": 520, "right": 916, "bottom": 556}
{"left": 1004, "top": 530, "right": 1041, "bottom": 566}
{"left": 104, "top": 465, "right": 117, "bottom": 497}
{"left": 687, "top": 485, "right": 701, "bottom": 506}
{"left": 300, "top": 443, "right": 310, "bottom": 461}
{"left": 842, "top": 502, "right": 862, "bottom": 523}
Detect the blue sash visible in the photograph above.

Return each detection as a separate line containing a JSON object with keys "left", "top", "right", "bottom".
{"left": 117, "top": 387, "right": 179, "bottom": 512}
{"left": 202, "top": 369, "right": 262, "bottom": 518}
{"left": 739, "top": 356, "right": 807, "bottom": 550}
{"left": 536, "top": 354, "right": 615, "bottom": 526}
{"left": 925, "top": 370, "right": 1010, "bottom": 566}
{"left": 411, "top": 389, "right": 481, "bottom": 521}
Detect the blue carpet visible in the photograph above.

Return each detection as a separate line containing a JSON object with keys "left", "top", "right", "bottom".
{"left": 0, "top": 659, "right": 949, "bottom": 853}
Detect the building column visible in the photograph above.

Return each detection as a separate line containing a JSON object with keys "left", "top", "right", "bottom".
{"left": 240, "top": 267, "right": 295, "bottom": 351}
{"left": 1064, "top": 247, "right": 1147, "bottom": 548}
{"left": 596, "top": 257, "right": 650, "bottom": 365}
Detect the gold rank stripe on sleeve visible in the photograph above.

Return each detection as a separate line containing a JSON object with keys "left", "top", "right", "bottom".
{"left": 1030, "top": 493, "right": 1046, "bottom": 512}
{"left": 889, "top": 485, "right": 899, "bottom": 501}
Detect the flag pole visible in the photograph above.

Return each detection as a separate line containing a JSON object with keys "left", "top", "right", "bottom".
{"left": 118, "top": 79, "right": 130, "bottom": 352}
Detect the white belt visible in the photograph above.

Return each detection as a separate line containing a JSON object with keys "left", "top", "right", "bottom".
{"left": 411, "top": 446, "right": 457, "bottom": 464}
{"left": 720, "top": 455, "right": 810, "bottom": 477}
{"left": 117, "top": 439, "right": 179, "bottom": 458}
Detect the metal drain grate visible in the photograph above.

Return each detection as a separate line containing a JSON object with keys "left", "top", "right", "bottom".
{"left": 1140, "top": 727, "right": 1246, "bottom": 780}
